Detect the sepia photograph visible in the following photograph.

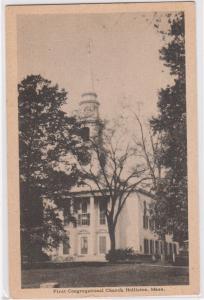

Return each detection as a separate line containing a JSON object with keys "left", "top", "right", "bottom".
{"left": 6, "top": 1, "right": 198, "bottom": 298}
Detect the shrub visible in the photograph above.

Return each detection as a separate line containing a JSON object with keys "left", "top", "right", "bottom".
{"left": 52, "top": 255, "right": 74, "bottom": 263}
{"left": 106, "top": 248, "right": 135, "bottom": 262}
{"left": 21, "top": 250, "right": 50, "bottom": 268}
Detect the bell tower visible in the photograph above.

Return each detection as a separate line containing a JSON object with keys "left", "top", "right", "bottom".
{"left": 79, "top": 92, "right": 102, "bottom": 140}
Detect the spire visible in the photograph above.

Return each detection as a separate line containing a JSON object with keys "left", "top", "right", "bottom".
{"left": 87, "top": 39, "right": 95, "bottom": 92}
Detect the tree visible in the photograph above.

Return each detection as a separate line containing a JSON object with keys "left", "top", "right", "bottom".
{"left": 132, "top": 113, "right": 170, "bottom": 260}
{"left": 18, "top": 75, "right": 87, "bottom": 262}
{"left": 149, "top": 12, "right": 187, "bottom": 243}
{"left": 77, "top": 125, "right": 151, "bottom": 253}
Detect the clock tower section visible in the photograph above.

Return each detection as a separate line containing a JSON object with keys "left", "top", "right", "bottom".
{"left": 79, "top": 92, "right": 103, "bottom": 141}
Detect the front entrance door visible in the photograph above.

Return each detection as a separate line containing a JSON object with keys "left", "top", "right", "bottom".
{"left": 81, "top": 236, "right": 88, "bottom": 255}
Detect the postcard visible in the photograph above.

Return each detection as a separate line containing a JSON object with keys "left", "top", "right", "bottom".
{"left": 6, "top": 1, "right": 199, "bottom": 298}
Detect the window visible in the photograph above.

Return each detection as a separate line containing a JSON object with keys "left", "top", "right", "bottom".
{"left": 73, "top": 199, "right": 79, "bottom": 213}
{"left": 99, "top": 236, "right": 106, "bottom": 254}
{"left": 78, "top": 199, "right": 90, "bottom": 225}
{"left": 150, "top": 240, "right": 154, "bottom": 254}
{"left": 78, "top": 214, "right": 90, "bottom": 226}
{"left": 155, "top": 240, "right": 159, "bottom": 255}
{"left": 82, "top": 200, "right": 87, "bottom": 213}
{"left": 144, "top": 239, "right": 149, "bottom": 254}
{"left": 143, "top": 201, "right": 149, "bottom": 229}
{"left": 99, "top": 201, "right": 106, "bottom": 225}
{"left": 173, "top": 243, "right": 177, "bottom": 254}
{"left": 81, "top": 237, "right": 88, "bottom": 254}
{"left": 144, "top": 201, "right": 147, "bottom": 211}
{"left": 63, "top": 237, "right": 70, "bottom": 255}
{"left": 169, "top": 243, "right": 173, "bottom": 256}
{"left": 164, "top": 242, "right": 168, "bottom": 255}
{"left": 81, "top": 127, "right": 90, "bottom": 141}
{"left": 143, "top": 215, "right": 149, "bottom": 229}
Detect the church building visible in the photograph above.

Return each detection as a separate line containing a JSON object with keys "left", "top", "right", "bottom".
{"left": 48, "top": 92, "right": 178, "bottom": 262}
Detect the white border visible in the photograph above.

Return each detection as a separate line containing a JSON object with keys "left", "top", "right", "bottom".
{"left": 1, "top": 0, "right": 8, "bottom": 299}
{"left": 196, "top": 0, "right": 204, "bottom": 299}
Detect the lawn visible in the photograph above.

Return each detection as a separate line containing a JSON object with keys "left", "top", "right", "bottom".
{"left": 22, "top": 262, "right": 189, "bottom": 288}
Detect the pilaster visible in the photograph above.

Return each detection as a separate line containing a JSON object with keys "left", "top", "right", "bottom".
{"left": 89, "top": 196, "right": 96, "bottom": 255}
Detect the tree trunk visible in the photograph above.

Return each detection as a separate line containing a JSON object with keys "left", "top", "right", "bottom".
{"left": 107, "top": 217, "right": 116, "bottom": 252}
{"left": 110, "top": 229, "right": 116, "bottom": 252}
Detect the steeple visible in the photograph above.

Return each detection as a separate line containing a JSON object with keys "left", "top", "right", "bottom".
{"left": 79, "top": 92, "right": 102, "bottom": 140}
{"left": 78, "top": 40, "right": 102, "bottom": 140}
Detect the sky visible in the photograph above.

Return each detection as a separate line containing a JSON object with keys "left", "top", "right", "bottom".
{"left": 17, "top": 12, "right": 174, "bottom": 124}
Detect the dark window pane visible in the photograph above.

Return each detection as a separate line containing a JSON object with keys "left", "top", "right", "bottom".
{"left": 150, "top": 240, "right": 154, "bottom": 254}
{"left": 81, "top": 200, "right": 87, "bottom": 213}
{"left": 81, "top": 127, "right": 90, "bottom": 141}
{"left": 99, "top": 201, "right": 106, "bottom": 225}
{"left": 63, "top": 237, "right": 70, "bottom": 255}
{"left": 144, "top": 239, "right": 149, "bottom": 254}
{"left": 169, "top": 243, "right": 173, "bottom": 255}
{"left": 78, "top": 213, "right": 90, "bottom": 226}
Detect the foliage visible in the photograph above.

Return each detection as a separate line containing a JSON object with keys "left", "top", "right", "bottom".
{"left": 19, "top": 74, "right": 87, "bottom": 262}
{"left": 150, "top": 12, "right": 187, "bottom": 243}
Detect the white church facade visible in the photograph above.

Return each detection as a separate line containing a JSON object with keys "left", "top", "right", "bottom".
{"left": 48, "top": 92, "right": 178, "bottom": 262}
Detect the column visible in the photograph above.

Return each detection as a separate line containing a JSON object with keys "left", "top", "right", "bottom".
{"left": 89, "top": 196, "right": 96, "bottom": 256}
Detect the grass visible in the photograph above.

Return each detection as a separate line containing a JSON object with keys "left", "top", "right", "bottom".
{"left": 22, "top": 262, "right": 189, "bottom": 288}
